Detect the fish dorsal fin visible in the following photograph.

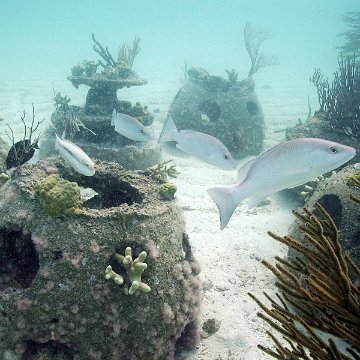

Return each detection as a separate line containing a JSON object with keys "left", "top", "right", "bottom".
{"left": 159, "top": 116, "right": 179, "bottom": 143}
{"left": 179, "top": 129, "right": 197, "bottom": 135}
{"left": 237, "top": 157, "right": 257, "bottom": 182}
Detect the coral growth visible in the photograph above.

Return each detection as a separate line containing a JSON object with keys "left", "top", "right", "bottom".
{"left": 67, "top": 34, "right": 148, "bottom": 116}
{"left": 159, "top": 182, "right": 177, "bottom": 200}
{"left": 53, "top": 91, "right": 71, "bottom": 112}
{"left": 249, "top": 202, "right": 360, "bottom": 359}
{"left": 244, "top": 22, "right": 279, "bottom": 77}
{"left": 337, "top": 11, "right": 360, "bottom": 59}
{"left": 70, "top": 33, "right": 143, "bottom": 83}
{"left": 144, "top": 160, "right": 180, "bottom": 182}
{"left": 310, "top": 55, "right": 360, "bottom": 138}
{"left": 34, "top": 174, "right": 83, "bottom": 217}
{"left": 0, "top": 172, "right": 9, "bottom": 187}
{"left": 347, "top": 169, "right": 360, "bottom": 186}
{"left": 106, "top": 246, "right": 151, "bottom": 295}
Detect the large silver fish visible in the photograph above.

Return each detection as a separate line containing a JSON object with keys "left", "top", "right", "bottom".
{"left": 207, "top": 138, "right": 356, "bottom": 230}
{"left": 159, "top": 116, "right": 236, "bottom": 170}
{"left": 55, "top": 134, "right": 95, "bottom": 176}
{"left": 111, "top": 109, "right": 152, "bottom": 142}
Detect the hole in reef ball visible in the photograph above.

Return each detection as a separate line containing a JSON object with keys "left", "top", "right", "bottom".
{"left": 22, "top": 340, "right": 74, "bottom": 359}
{"left": 61, "top": 172, "right": 144, "bottom": 210}
{"left": 246, "top": 101, "right": 259, "bottom": 116}
{"left": 197, "top": 100, "right": 221, "bottom": 122}
{"left": 0, "top": 227, "right": 39, "bottom": 290}
{"left": 317, "top": 194, "right": 342, "bottom": 228}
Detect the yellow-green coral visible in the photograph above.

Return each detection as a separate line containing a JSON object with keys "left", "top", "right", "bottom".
{"left": 34, "top": 174, "right": 83, "bottom": 217}
{"left": 347, "top": 170, "right": 360, "bottom": 187}
{"left": 159, "top": 182, "right": 177, "bottom": 200}
{"left": 105, "top": 247, "right": 151, "bottom": 295}
{"left": 0, "top": 173, "right": 9, "bottom": 187}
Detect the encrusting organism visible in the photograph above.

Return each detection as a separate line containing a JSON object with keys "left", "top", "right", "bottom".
{"left": 249, "top": 202, "right": 360, "bottom": 359}
{"left": 34, "top": 174, "right": 83, "bottom": 217}
{"left": 105, "top": 246, "right": 151, "bottom": 295}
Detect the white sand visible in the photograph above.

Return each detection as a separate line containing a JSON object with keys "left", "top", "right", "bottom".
{"left": 0, "top": 70, "right": 315, "bottom": 359}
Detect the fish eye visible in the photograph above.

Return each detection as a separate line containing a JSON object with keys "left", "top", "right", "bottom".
{"left": 141, "top": 129, "right": 145, "bottom": 134}
{"left": 224, "top": 154, "right": 229, "bottom": 160}
{"left": 329, "top": 146, "right": 338, "bottom": 154}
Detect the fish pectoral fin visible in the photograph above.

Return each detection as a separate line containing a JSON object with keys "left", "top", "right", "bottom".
{"left": 287, "top": 180, "right": 310, "bottom": 189}
{"left": 175, "top": 143, "right": 190, "bottom": 155}
{"left": 237, "top": 157, "right": 257, "bottom": 182}
{"left": 285, "top": 172, "right": 315, "bottom": 189}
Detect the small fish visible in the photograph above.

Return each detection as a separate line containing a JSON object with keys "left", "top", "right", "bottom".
{"left": 111, "top": 109, "right": 152, "bottom": 142}
{"left": 159, "top": 116, "right": 236, "bottom": 170}
{"left": 207, "top": 138, "right": 356, "bottom": 230}
{"left": 55, "top": 134, "right": 95, "bottom": 176}
{"left": 6, "top": 139, "right": 39, "bottom": 169}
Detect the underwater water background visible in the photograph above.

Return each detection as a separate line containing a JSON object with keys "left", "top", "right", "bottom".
{"left": 0, "top": 0, "right": 359, "bottom": 139}
{"left": 0, "top": 1, "right": 360, "bottom": 360}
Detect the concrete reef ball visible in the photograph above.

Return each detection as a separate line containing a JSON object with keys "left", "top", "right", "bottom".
{"left": 287, "top": 164, "right": 360, "bottom": 278}
{"left": 168, "top": 67, "right": 265, "bottom": 159}
{"left": 0, "top": 156, "right": 202, "bottom": 360}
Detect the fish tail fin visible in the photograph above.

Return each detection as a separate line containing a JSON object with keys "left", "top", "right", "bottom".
{"left": 158, "top": 116, "right": 179, "bottom": 143}
{"left": 207, "top": 185, "right": 246, "bottom": 230}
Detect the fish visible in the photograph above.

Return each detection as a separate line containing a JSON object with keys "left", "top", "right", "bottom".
{"left": 159, "top": 116, "right": 236, "bottom": 170}
{"left": 207, "top": 138, "right": 356, "bottom": 230}
{"left": 55, "top": 134, "right": 95, "bottom": 176}
{"left": 111, "top": 109, "right": 152, "bottom": 142}
{"left": 6, "top": 139, "right": 39, "bottom": 169}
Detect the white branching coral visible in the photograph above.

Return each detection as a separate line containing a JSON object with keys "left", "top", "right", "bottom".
{"left": 105, "top": 246, "right": 151, "bottom": 295}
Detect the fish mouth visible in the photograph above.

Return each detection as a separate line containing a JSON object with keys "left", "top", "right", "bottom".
{"left": 347, "top": 147, "right": 357, "bottom": 160}
{"left": 219, "top": 161, "right": 237, "bottom": 171}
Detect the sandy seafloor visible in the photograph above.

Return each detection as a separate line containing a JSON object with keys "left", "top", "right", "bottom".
{"left": 0, "top": 66, "right": 321, "bottom": 359}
